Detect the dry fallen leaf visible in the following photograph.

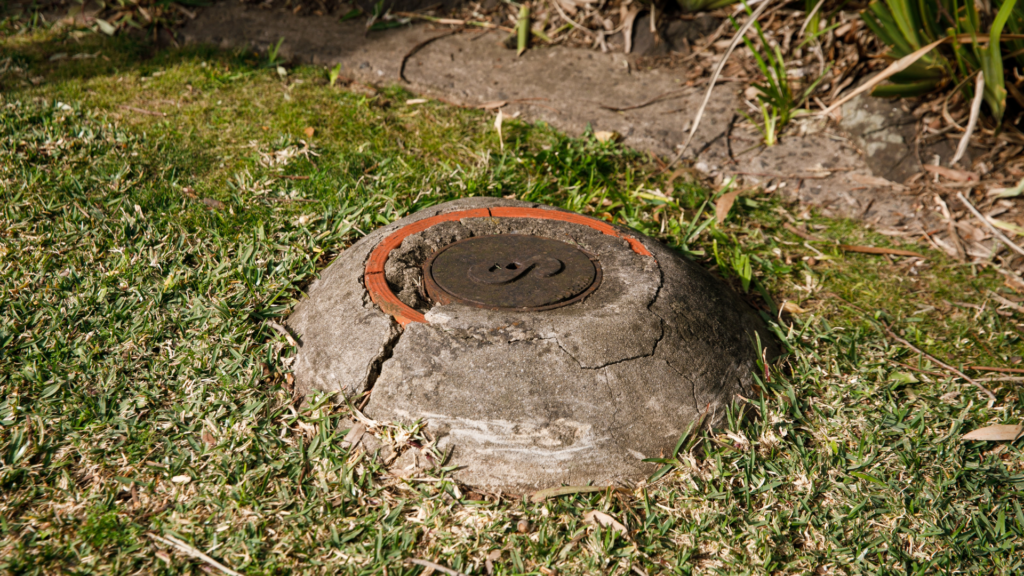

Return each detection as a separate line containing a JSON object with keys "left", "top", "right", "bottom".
{"left": 715, "top": 190, "right": 740, "bottom": 225}
{"left": 485, "top": 549, "right": 501, "bottom": 575}
{"left": 200, "top": 198, "right": 226, "bottom": 210}
{"left": 782, "top": 301, "right": 808, "bottom": 314}
{"left": 341, "top": 422, "right": 367, "bottom": 449}
{"left": 963, "top": 424, "right": 1024, "bottom": 442}
{"left": 583, "top": 510, "right": 628, "bottom": 536}
{"left": 594, "top": 130, "right": 621, "bottom": 143}
{"left": 303, "top": 126, "right": 315, "bottom": 138}
{"left": 922, "top": 164, "right": 978, "bottom": 182}
{"left": 849, "top": 172, "right": 905, "bottom": 191}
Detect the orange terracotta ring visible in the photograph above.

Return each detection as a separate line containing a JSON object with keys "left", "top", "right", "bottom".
{"left": 364, "top": 207, "right": 653, "bottom": 326}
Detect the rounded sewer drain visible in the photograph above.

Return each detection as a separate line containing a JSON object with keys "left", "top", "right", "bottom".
{"left": 289, "top": 198, "right": 778, "bottom": 492}
{"left": 423, "top": 235, "right": 602, "bottom": 310}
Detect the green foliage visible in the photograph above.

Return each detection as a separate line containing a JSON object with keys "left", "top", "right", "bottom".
{"left": 714, "top": 238, "right": 754, "bottom": 292}
{"left": 861, "top": 0, "right": 1024, "bottom": 126}
{"left": 328, "top": 62, "right": 343, "bottom": 87}
{"left": 735, "top": 2, "right": 830, "bottom": 145}
{"left": 266, "top": 36, "right": 285, "bottom": 67}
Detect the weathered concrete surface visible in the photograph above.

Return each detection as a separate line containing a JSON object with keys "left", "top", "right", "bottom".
{"left": 289, "top": 196, "right": 776, "bottom": 492}
{"left": 286, "top": 232, "right": 398, "bottom": 401}
{"left": 286, "top": 197, "right": 519, "bottom": 400}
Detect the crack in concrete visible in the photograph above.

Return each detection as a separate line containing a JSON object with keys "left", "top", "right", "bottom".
{"left": 362, "top": 317, "right": 402, "bottom": 394}
{"left": 553, "top": 246, "right": 667, "bottom": 371}
{"left": 642, "top": 255, "right": 702, "bottom": 413}
{"left": 660, "top": 350, "right": 700, "bottom": 414}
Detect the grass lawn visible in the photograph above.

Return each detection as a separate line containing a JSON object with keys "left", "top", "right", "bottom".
{"left": 2, "top": 15, "right": 1024, "bottom": 575}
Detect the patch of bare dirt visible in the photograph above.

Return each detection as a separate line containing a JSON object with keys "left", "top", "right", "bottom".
{"left": 176, "top": 0, "right": 1023, "bottom": 287}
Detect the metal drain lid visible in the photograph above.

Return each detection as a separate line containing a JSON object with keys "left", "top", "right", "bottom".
{"left": 423, "top": 235, "right": 601, "bottom": 310}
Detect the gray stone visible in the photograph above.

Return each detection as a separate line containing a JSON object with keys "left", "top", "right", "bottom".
{"left": 841, "top": 93, "right": 960, "bottom": 183}
{"left": 288, "top": 197, "right": 776, "bottom": 493}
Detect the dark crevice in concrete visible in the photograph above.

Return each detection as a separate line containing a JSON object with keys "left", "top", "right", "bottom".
{"left": 538, "top": 337, "right": 583, "bottom": 367}
{"left": 540, "top": 315, "right": 667, "bottom": 371}
{"left": 363, "top": 318, "right": 403, "bottom": 394}
{"left": 860, "top": 119, "right": 917, "bottom": 136}
{"left": 661, "top": 355, "right": 700, "bottom": 413}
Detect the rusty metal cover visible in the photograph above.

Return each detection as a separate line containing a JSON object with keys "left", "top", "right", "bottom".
{"left": 423, "top": 235, "right": 602, "bottom": 310}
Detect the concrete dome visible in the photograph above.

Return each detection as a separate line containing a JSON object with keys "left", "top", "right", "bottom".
{"left": 286, "top": 197, "right": 775, "bottom": 492}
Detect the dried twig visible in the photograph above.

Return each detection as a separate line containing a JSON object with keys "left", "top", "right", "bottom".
{"left": 149, "top": 534, "right": 241, "bottom": 576}
{"left": 819, "top": 38, "right": 948, "bottom": 118}
{"left": 600, "top": 89, "right": 689, "bottom": 112}
{"left": 956, "top": 191, "right": 1024, "bottom": 258}
{"left": 406, "top": 559, "right": 469, "bottom": 576}
{"left": 830, "top": 292, "right": 996, "bottom": 405}
{"left": 881, "top": 324, "right": 996, "bottom": 406}
{"left": 783, "top": 222, "right": 824, "bottom": 242}
{"left": 676, "top": 0, "right": 773, "bottom": 160}
{"left": 952, "top": 71, "right": 984, "bottom": 166}
{"left": 987, "top": 290, "right": 1024, "bottom": 314}
{"left": 393, "top": 11, "right": 502, "bottom": 29}
{"left": 838, "top": 244, "right": 926, "bottom": 258}
{"left": 548, "top": 0, "right": 595, "bottom": 38}
{"left": 267, "top": 320, "right": 299, "bottom": 347}
{"left": 970, "top": 364, "right": 1024, "bottom": 375}
{"left": 623, "top": 5, "right": 641, "bottom": 54}
{"left": 934, "top": 194, "right": 967, "bottom": 261}
{"left": 400, "top": 27, "right": 465, "bottom": 83}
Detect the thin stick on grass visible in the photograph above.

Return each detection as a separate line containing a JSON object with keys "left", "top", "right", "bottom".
{"left": 677, "top": 0, "right": 773, "bottom": 159}
{"left": 149, "top": 534, "right": 242, "bottom": 576}
{"left": 970, "top": 364, "right": 1024, "bottom": 375}
{"left": 956, "top": 191, "right": 1024, "bottom": 258}
{"left": 267, "top": 320, "right": 299, "bottom": 347}
{"left": 987, "top": 289, "right": 1024, "bottom": 314}
{"left": 952, "top": 71, "right": 984, "bottom": 166}
{"left": 881, "top": 324, "right": 996, "bottom": 406}
{"left": 406, "top": 559, "right": 470, "bottom": 576}
{"left": 829, "top": 292, "right": 996, "bottom": 405}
